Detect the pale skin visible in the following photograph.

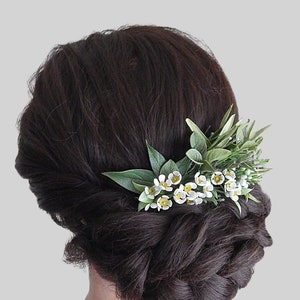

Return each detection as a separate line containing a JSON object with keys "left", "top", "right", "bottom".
{"left": 85, "top": 263, "right": 120, "bottom": 300}
{"left": 85, "top": 262, "right": 236, "bottom": 299}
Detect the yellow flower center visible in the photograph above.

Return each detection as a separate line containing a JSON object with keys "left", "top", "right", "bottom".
{"left": 159, "top": 197, "right": 169, "bottom": 207}
{"left": 184, "top": 184, "right": 192, "bottom": 192}
{"left": 172, "top": 175, "right": 180, "bottom": 183}
{"left": 148, "top": 186, "right": 156, "bottom": 195}
{"left": 174, "top": 192, "right": 181, "bottom": 200}
{"left": 197, "top": 177, "right": 203, "bottom": 184}
{"left": 214, "top": 175, "right": 221, "bottom": 182}
{"left": 161, "top": 181, "right": 168, "bottom": 188}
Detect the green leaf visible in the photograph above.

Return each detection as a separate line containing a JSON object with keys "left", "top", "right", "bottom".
{"left": 245, "top": 120, "right": 255, "bottom": 139}
{"left": 248, "top": 193, "right": 261, "bottom": 203}
{"left": 210, "top": 197, "right": 219, "bottom": 206}
{"left": 204, "top": 148, "right": 231, "bottom": 163}
{"left": 176, "top": 156, "right": 192, "bottom": 175}
{"left": 102, "top": 169, "right": 155, "bottom": 193}
{"left": 254, "top": 136, "right": 263, "bottom": 146}
{"left": 201, "top": 160, "right": 215, "bottom": 171}
{"left": 185, "top": 118, "right": 201, "bottom": 133}
{"left": 209, "top": 126, "right": 236, "bottom": 150}
{"left": 131, "top": 178, "right": 155, "bottom": 187}
{"left": 138, "top": 201, "right": 148, "bottom": 211}
{"left": 190, "top": 132, "right": 207, "bottom": 154}
{"left": 209, "top": 125, "right": 237, "bottom": 149}
{"left": 213, "top": 135, "right": 233, "bottom": 148}
{"left": 186, "top": 149, "right": 203, "bottom": 164}
{"left": 211, "top": 189, "right": 218, "bottom": 198}
{"left": 219, "top": 105, "right": 233, "bottom": 128}
{"left": 256, "top": 167, "right": 272, "bottom": 174}
{"left": 241, "top": 187, "right": 252, "bottom": 196}
{"left": 236, "top": 124, "right": 247, "bottom": 144}
{"left": 240, "top": 140, "right": 257, "bottom": 149}
{"left": 185, "top": 118, "right": 209, "bottom": 145}
{"left": 146, "top": 140, "right": 166, "bottom": 176}
{"left": 250, "top": 125, "right": 271, "bottom": 140}
{"left": 132, "top": 181, "right": 147, "bottom": 193}
{"left": 219, "top": 114, "right": 236, "bottom": 136}
{"left": 160, "top": 159, "right": 179, "bottom": 176}
{"left": 234, "top": 200, "right": 242, "bottom": 215}
{"left": 138, "top": 191, "right": 154, "bottom": 203}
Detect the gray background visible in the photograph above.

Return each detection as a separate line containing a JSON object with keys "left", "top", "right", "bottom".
{"left": 1, "top": 0, "right": 298, "bottom": 299}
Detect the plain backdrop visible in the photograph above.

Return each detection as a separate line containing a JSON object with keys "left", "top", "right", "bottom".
{"left": 1, "top": 1, "right": 299, "bottom": 299}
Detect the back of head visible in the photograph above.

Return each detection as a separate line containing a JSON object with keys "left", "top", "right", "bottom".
{"left": 15, "top": 25, "right": 272, "bottom": 299}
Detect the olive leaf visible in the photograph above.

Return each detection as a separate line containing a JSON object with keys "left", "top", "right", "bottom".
{"left": 186, "top": 149, "right": 203, "bottom": 164}
{"left": 250, "top": 125, "right": 271, "bottom": 140}
{"left": 240, "top": 140, "right": 257, "bottom": 150}
{"left": 219, "top": 104, "right": 233, "bottom": 128}
{"left": 209, "top": 121, "right": 238, "bottom": 149}
{"left": 190, "top": 132, "right": 207, "bottom": 154}
{"left": 185, "top": 118, "right": 209, "bottom": 145}
{"left": 236, "top": 124, "right": 248, "bottom": 144}
{"left": 245, "top": 120, "right": 256, "bottom": 139}
{"left": 204, "top": 148, "right": 231, "bottom": 163}
{"left": 219, "top": 114, "right": 236, "bottom": 136}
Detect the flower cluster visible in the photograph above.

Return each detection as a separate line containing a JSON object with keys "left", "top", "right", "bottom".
{"left": 141, "top": 168, "right": 252, "bottom": 211}
{"left": 102, "top": 105, "right": 270, "bottom": 214}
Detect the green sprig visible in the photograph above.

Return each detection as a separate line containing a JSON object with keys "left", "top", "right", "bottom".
{"left": 101, "top": 105, "right": 270, "bottom": 213}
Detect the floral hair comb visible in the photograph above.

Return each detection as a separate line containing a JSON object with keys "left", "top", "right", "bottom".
{"left": 102, "top": 106, "right": 270, "bottom": 213}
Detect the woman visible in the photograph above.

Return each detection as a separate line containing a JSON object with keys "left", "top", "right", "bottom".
{"left": 15, "top": 25, "right": 272, "bottom": 299}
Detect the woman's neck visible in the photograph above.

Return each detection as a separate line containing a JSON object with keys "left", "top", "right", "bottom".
{"left": 85, "top": 263, "right": 120, "bottom": 300}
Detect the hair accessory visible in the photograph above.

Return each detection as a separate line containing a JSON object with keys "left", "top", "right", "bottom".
{"left": 102, "top": 106, "right": 270, "bottom": 213}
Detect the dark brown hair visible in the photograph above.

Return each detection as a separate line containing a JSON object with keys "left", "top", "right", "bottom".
{"left": 15, "top": 25, "right": 272, "bottom": 299}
